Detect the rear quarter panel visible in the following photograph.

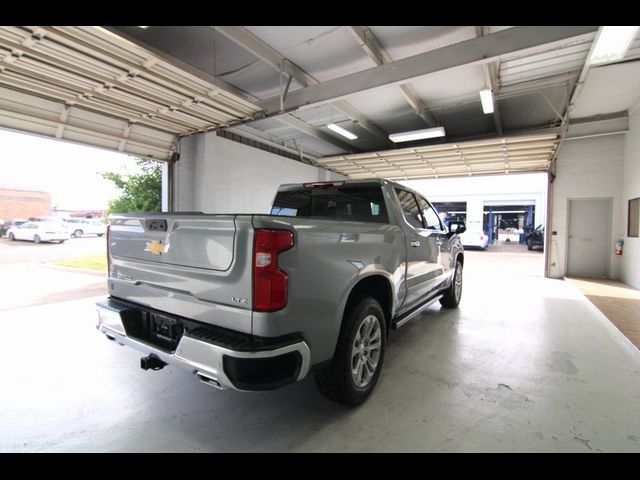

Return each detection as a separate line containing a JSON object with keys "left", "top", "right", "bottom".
{"left": 251, "top": 215, "right": 406, "bottom": 365}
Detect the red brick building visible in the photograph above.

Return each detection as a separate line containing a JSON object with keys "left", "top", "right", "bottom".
{"left": 0, "top": 185, "right": 51, "bottom": 221}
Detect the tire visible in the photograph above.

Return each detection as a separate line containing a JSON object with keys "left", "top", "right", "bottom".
{"left": 527, "top": 239, "right": 533, "bottom": 251}
{"left": 97, "top": 233, "right": 104, "bottom": 237}
{"left": 73, "top": 229, "right": 83, "bottom": 238}
{"left": 58, "top": 240, "right": 66, "bottom": 244}
{"left": 440, "top": 259, "right": 463, "bottom": 309}
{"left": 33, "top": 235, "right": 41, "bottom": 244}
{"left": 314, "top": 297, "right": 386, "bottom": 406}
{"left": 9, "top": 233, "right": 15, "bottom": 241}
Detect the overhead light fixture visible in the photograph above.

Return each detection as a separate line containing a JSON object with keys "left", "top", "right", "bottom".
{"left": 138, "top": 26, "right": 150, "bottom": 29}
{"left": 327, "top": 123, "right": 358, "bottom": 140}
{"left": 590, "top": 26, "right": 639, "bottom": 65}
{"left": 479, "top": 88, "right": 494, "bottom": 114}
{"left": 389, "top": 127, "right": 445, "bottom": 143}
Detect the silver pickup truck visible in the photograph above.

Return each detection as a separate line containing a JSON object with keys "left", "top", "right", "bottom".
{"left": 96, "top": 179, "right": 465, "bottom": 406}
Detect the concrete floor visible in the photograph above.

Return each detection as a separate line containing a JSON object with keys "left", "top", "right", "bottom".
{"left": 1, "top": 246, "right": 640, "bottom": 452}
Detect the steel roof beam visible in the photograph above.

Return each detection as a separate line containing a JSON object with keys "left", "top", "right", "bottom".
{"left": 277, "top": 114, "right": 358, "bottom": 153}
{"left": 258, "top": 26, "right": 598, "bottom": 113}
{"left": 214, "top": 26, "right": 393, "bottom": 148}
{"left": 348, "top": 26, "right": 438, "bottom": 128}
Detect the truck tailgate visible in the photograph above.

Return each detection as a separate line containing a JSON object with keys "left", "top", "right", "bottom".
{"left": 107, "top": 214, "right": 254, "bottom": 333}
{"left": 110, "top": 215, "right": 235, "bottom": 271}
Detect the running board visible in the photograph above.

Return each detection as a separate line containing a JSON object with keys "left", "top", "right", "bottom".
{"left": 392, "top": 295, "right": 443, "bottom": 329}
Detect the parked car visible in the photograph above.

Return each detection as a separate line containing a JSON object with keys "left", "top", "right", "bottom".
{"left": 526, "top": 225, "right": 545, "bottom": 250}
{"left": 63, "top": 218, "right": 106, "bottom": 237}
{"left": 458, "top": 230, "right": 489, "bottom": 250}
{"left": 1, "top": 219, "right": 27, "bottom": 237}
{"left": 96, "top": 179, "right": 466, "bottom": 406}
{"left": 7, "top": 221, "right": 71, "bottom": 243}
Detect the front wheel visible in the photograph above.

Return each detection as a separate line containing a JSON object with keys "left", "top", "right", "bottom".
{"left": 314, "top": 297, "right": 386, "bottom": 406}
{"left": 9, "top": 233, "right": 15, "bottom": 241}
{"left": 73, "top": 229, "right": 83, "bottom": 238}
{"left": 33, "top": 234, "right": 41, "bottom": 244}
{"left": 440, "top": 260, "right": 463, "bottom": 308}
{"left": 527, "top": 239, "right": 533, "bottom": 250}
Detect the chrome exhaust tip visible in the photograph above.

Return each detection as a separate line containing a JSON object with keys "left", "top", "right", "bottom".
{"left": 196, "top": 371, "right": 223, "bottom": 390}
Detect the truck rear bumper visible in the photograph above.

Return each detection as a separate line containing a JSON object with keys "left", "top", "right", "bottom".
{"left": 96, "top": 297, "right": 311, "bottom": 391}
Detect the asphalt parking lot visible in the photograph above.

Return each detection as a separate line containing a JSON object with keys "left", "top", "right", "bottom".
{"left": 0, "top": 236, "right": 107, "bottom": 310}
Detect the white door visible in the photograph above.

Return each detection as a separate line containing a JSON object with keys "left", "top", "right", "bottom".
{"left": 567, "top": 198, "right": 611, "bottom": 278}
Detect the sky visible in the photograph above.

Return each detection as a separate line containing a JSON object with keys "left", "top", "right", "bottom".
{"left": 0, "top": 129, "right": 142, "bottom": 210}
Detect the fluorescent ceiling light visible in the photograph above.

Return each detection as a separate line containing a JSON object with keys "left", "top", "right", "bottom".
{"left": 590, "top": 26, "right": 639, "bottom": 65}
{"left": 479, "top": 88, "right": 494, "bottom": 114}
{"left": 327, "top": 123, "right": 358, "bottom": 140}
{"left": 138, "top": 26, "right": 150, "bottom": 29}
{"left": 389, "top": 127, "right": 445, "bottom": 143}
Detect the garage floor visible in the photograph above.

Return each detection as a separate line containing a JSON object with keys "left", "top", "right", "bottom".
{"left": 1, "top": 247, "right": 640, "bottom": 452}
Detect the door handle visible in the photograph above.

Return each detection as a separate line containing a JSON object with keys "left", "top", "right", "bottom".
{"left": 410, "top": 240, "right": 421, "bottom": 247}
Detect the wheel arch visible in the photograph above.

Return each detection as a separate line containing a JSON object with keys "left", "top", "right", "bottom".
{"left": 342, "top": 275, "right": 394, "bottom": 337}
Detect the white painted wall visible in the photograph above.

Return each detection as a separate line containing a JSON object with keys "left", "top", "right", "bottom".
{"left": 173, "top": 133, "right": 345, "bottom": 213}
{"left": 622, "top": 104, "right": 640, "bottom": 289}
{"left": 402, "top": 173, "right": 548, "bottom": 233}
{"left": 547, "top": 134, "right": 625, "bottom": 279}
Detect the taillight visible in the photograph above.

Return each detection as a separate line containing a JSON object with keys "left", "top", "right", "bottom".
{"left": 106, "top": 224, "right": 112, "bottom": 276}
{"left": 253, "top": 229, "right": 294, "bottom": 312}
{"left": 480, "top": 234, "right": 484, "bottom": 240}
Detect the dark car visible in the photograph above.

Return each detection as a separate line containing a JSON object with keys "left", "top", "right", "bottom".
{"left": 0, "top": 219, "right": 27, "bottom": 237}
{"left": 526, "top": 225, "right": 545, "bottom": 250}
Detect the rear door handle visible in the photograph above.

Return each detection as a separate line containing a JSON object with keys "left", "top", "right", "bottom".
{"left": 410, "top": 240, "right": 421, "bottom": 247}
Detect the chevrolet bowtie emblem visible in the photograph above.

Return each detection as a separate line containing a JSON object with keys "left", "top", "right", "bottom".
{"left": 144, "top": 240, "right": 167, "bottom": 255}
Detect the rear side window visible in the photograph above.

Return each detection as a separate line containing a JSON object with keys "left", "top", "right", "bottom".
{"left": 395, "top": 189, "right": 424, "bottom": 229}
{"left": 271, "top": 186, "right": 389, "bottom": 223}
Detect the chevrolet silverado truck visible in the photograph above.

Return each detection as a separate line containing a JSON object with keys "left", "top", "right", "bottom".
{"left": 96, "top": 179, "right": 465, "bottom": 406}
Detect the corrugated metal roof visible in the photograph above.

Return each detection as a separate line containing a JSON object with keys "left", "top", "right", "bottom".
{"left": 369, "top": 26, "right": 477, "bottom": 60}
{"left": 499, "top": 84, "right": 570, "bottom": 130}
{"left": 344, "top": 87, "right": 423, "bottom": 125}
{"left": 409, "top": 65, "right": 485, "bottom": 107}
{"left": 290, "top": 103, "right": 350, "bottom": 127}
{"left": 246, "top": 26, "right": 373, "bottom": 82}
{"left": 247, "top": 116, "right": 347, "bottom": 157}
{"left": 500, "top": 35, "right": 595, "bottom": 86}
{"left": 314, "top": 133, "right": 560, "bottom": 180}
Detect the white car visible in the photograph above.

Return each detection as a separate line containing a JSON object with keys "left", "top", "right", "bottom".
{"left": 63, "top": 218, "right": 107, "bottom": 237}
{"left": 459, "top": 230, "right": 489, "bottom": 250}
{"left": 7, "top": 221, "right": 71, "bottom": 244}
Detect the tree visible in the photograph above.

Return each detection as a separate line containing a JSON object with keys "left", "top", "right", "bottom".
{"left": 101, "top": 158, "right": 162, "bottom": 214}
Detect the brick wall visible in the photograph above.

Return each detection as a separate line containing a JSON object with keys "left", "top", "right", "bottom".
{"left": 0, "top": 188, "right": 51, "bottom": 221}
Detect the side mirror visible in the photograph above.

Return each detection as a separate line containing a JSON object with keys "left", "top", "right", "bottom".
{"left": 448, "top": 221, "right": 466, "bottom": 236}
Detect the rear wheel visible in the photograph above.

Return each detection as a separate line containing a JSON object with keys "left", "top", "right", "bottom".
{"left": 73, "top": 229, "right": 83, "bottom": 238}
{"left": 440, "top": 260, "right": 462, "bottom": 308}
{"left": 33, "top": 235, "right": 41, "bottom": 244}
{"left": 314, "top": 297, "right": 386, "bottom": 406}
{"left": 9, "top": 233, "right": 15, "bottom": 241}
{"left": 527, "top": 239, "right": 533, "bottom": 251}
